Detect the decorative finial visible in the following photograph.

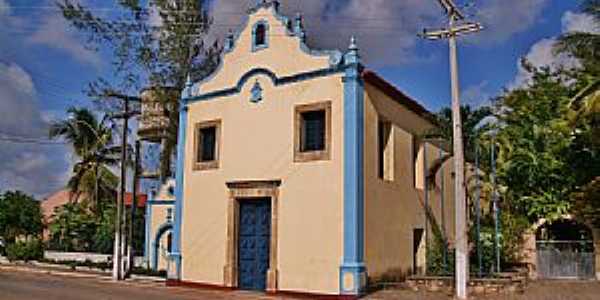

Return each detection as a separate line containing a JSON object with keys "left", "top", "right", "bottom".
{"left": 225, "top": 29, "right": 234, "bottom": 52}
{"left": 295, "top": 12, "right": 304, "bottom": 36}
{"left": 345, "top": 36, "right": 360, "bottom": 66}
{"left": 349, "top": 36, "right": 358, "bottom": 51}
{"left": 185, "top": 73, "right": 192, "bottom": 88}
{"left": 183, "top": 73, "right": 193, "bottom": 98}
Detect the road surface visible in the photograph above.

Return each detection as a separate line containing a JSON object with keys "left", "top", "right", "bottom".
{"left": 0, "top": 270, "right": 276, "bottom": 300}
{"left": 3, "top": 268, "right": 600, "bottom": 300}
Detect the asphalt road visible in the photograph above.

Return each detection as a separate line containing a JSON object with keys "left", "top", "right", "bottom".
{"left": 0, "top": 270, "right": 277, "bottom": 300}
{"left": 3, "top": 268, "right": 600, "bottom": 300}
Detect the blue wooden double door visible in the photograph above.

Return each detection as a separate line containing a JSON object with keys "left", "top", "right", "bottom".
{"left": 238, "top": 198, "right": 271, "bottom": 291}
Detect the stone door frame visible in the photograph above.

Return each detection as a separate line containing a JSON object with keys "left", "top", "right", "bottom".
{"left": 224, "top": 180, "right": 281, "bottom": 292}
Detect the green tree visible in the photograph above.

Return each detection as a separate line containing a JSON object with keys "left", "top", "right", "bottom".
{"left": 426, "top": 105, "right": 493, "bottom": 162}
{"left": 493, "top": 66, "right": 576, "bottom": 221}
{"left": 0, "top": 191, "right": 43, "bottom": 243}
{"left": 554, "top": 0, "right": 600, "bottom": 225}
{"left": 58, "top": 0, "right": 221, "bottom": 178}
{"left": 49, "top": 107, "right": 119, "bottom": 212}
{"left": 48, "top": 202, "right": 97, "bottom": 252}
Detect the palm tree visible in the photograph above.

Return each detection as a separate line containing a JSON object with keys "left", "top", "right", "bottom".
{"left": 49, "top": 107, "right": 119, "bottom": 212}
{"left": 556, "top": 0, "right": 600, "bottom": 129}
{"left": 556, "top": 0, "right": 600, "bottom": 72}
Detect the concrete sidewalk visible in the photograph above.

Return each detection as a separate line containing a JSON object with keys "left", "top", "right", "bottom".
{"left": 0, "top": 258, "right": 165, "bottom": 285}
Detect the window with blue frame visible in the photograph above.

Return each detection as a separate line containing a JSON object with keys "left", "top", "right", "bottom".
{"left": 252, "top": 21, "right": 269, "bottom": 51}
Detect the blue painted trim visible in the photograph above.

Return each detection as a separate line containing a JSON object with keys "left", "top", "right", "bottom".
{"left": 171, "top": 90, "right": 189, "bottom": 280}
{"left": 185, "top": 66, "right": 344, "bottom": 104}
{"left": 147, "top": 199, "right": 176, "bottom": 206}
{"left": 144, "top": 202, "right": 152, "bottom": 263}
{"left": 251, "top": 20, "right": 269, "bottom": 52}
{"left": 190, "top": 1, "right": 343, "bottom": 94}
{"left": 340, "top": 44, "right": 367, "bottom": 295}
{"left": 151, "top": 222, "right": 173, "bottom": 270}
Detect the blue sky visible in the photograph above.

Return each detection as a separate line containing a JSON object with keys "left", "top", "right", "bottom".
{"left": 0, "top": 0, "right": 596, "bottom": 197}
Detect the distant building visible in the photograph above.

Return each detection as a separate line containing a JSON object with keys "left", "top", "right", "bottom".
{"left": 41, "top": 189, "right": 80, "bottom": 240}
{"left": 42, "top": 189, "right": 147, "bottom": 241}
{"left": 145, "top": 1, "right": 457, "bottom": 297}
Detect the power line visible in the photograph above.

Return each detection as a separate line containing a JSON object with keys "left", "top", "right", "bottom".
{"left": 0, "top": 136, "right": 67, "bottom": 145}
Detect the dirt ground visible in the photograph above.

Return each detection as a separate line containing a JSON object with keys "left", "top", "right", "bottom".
{"left": 366, "top": 280, "right": 600, "bottom": 300}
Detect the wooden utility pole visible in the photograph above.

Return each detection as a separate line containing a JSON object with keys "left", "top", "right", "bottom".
{"left": 111, "top": 95, "right": 141, "bottom": 281}
{"left": 112, "top": 98, "right": 129, "bottom": 281}
{"left": 126, "top": 140, "right": 141, "bottom": 276}
{"left": 420, "top": 1, "right": 482, "bottom": 299}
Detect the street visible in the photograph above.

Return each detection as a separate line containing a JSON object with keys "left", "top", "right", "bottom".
{"left": 0, "top": 270, "right": 279, "bottom": 300}
{"left": 3, "top": 268, "right": 600, "bottom": 300}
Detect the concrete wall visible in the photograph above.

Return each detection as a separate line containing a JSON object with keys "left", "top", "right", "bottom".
{"left": 363, "top": 82, "right": 456, "bottom": 279}
{"left": 43, "top": 251, "right": 145, "bottom": 267}
{"left": 181, "top": 6, "right": 344, "bottom": 295}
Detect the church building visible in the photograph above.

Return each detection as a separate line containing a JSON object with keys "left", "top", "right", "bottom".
{"left": 146, "top": 1, "right": 457, "bottom": 297}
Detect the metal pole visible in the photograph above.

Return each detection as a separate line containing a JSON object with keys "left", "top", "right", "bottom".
{"left": 492, "top": 136, "right": 500, "bottom": 273}
{"left": 113, "top": 98, "right": 129, "bottom": 281}
{"left": 440, "top": 148, "right": 448, "bottom": 273}
{"left": 424, "top": 143, "right": 429, "bottom": 275}
{"left": 449, "top": 14, "right": 468, "bottom": 299}
{"left": 475, "top": 143, "right": 482, "bottom": 277}
{"left": 127, "top": 140, "right": 141, "bottom": 276}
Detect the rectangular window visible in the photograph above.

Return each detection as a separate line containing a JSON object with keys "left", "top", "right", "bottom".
{"left": 199, "top": 126, "right": 216, "bottom": 162}
{"left": 301, "top": 110, "right": 326, "bottom": 152}
{"left": 294, "top": 102, "right": 331, "bottom": 162}
{"left": 378, "top": 119, "right": 394, "bottom": 181}
{"left": 194, "top": 120, "right": 221, "bottom": 171}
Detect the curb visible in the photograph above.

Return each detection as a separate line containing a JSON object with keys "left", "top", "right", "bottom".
{"left": 0, "top": 262, "right": 166, "bottom": 286}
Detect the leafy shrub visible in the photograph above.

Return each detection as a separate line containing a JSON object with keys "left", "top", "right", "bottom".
{"left": 427, "top": 235, "right": 454, "bottom": 276}
{"left": 6, "top": 238, "right": 43, "bottom": 262}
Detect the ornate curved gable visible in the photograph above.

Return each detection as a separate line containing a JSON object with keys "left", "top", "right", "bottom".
{"left": 190, "top": 0, "right": 344, "bottom": 100}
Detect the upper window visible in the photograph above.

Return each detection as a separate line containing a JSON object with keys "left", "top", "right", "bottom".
{"left": 252, "top": 21, "right": 269, "bottom": 52}
{"left": 294, "top": 102, "right": 331, "bottom": 162}
{"left": 378, "top": 119, "right": 394, "bottom": 181}
{"left": 255, "top": 24, "right": 266, "bottom": 46}
{"left": 194, "top": 120, "right": 221, "bottom": 171}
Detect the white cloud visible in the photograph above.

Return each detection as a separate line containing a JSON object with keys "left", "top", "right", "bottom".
{"left": 562, "top": 11, "right": 600, "bottom": 33}
{"left": 0, "top": 62, "right": 70, "bottom": 197}
{"left": 0, "top": 0, "right": 101, "bottom": 69}
{"left": 26, "top": 13, "right": 103, "bottom": 69}
{"left": 209, "top": 0, "right": 550, "bottom": 65}
{"left": 472, "top": 0, "right": 549, "bottom": 45}
{"left": 209, "top": 0, "right": 438, "bottom": 66}
{"left": 509, "top": 11, "right": 597, "bottom": 89}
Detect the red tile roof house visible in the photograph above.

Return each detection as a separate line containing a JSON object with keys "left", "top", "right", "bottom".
{"left": 41, "top": 189, "right": 147, "bottom": 241}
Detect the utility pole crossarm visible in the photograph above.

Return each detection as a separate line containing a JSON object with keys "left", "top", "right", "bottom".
{"left": 438, "top": 0, "right": 465, "bottom": 20}
{"left": 421, "top": 22, "right": 483, "bottom": 40}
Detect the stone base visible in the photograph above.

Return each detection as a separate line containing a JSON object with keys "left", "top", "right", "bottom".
{"left": 407, "top": 274, "right": 527, "bottom": 295}
{"left": 340, "top": 264, "right": 367, "bottom": 295}
{"left": 167, "top": 252, "right": 181, "bottom": 280}
{"left": 223, "top": 264, "right": 237, "bottom": 288}
{"left": 267, "top": 268, "right": 278, "bottom": 292}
